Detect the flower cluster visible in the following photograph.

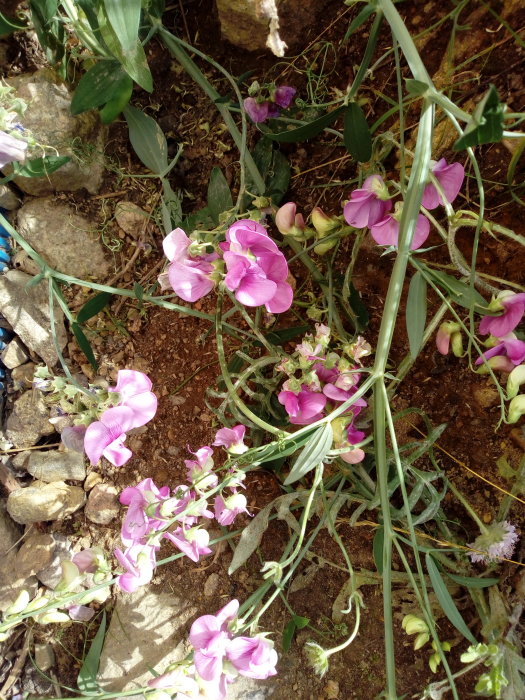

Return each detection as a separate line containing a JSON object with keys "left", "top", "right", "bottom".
{"left": 343, "top": 159, "right": 465, "bottom": 249}
{"left": 468, "top": 521, "right": 519, "bottom": 564}
{"left": 243, "top": 82, "right": 296, "bottom": 123}
{"left": 148, "top": 600, "right": 277, "bottom": 700}
{"left": 113, "top": 426, "right": 250, "bottom": 592}
{"left": 159, "top": 219, "right": 294, "bottom": 313}
{"left": 277, "top": 325, "right": 370, "bottom": 463}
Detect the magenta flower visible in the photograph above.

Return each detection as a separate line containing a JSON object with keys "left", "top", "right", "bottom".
{"left": 278, "top": 386, "right": 327, "bottom": 424}
{"left": 214, "top": 492, "right": 250, "bottom": 526}
{"left": 213, "top": 425, "right": 248, "bottom": 454}
{"left": 469, "top": 521, "right": 519, "bottom": 564}
{"left": 0, "top": 130, "right": 27, "bottom": 168}
{"left": 119, "top": 478, "right": 170, "bottom": 546}
{"left": 189, "top": 599, "right": 239, "bottom": 682}
{"left": 84, "top": 406, "right": 135, "bottom": 466}
{"left": 159, "top": 228, "right": 219, "bottom": 302}
{"left": 370, "top": 210, "right": 430, "bottom": 250}
{"left": 475, "top": 333, "right": 525, "bottom": 368}
{"left": 421, "top": 158, "right": 465, "bottom": 210}
{"left": 343, "top": 175, "right": 392, "bottom": 229}
{"left": 227, "top": 635, "right": 278, "bottom": 679}
{"left": 273, "top": 86, "right": 296, "bottom": 108}
{"left": 243, "top": 98, "right": 270, "bottom": 123}
{"left": 221, "top": 219, "right": 293, "bottom": 313}
{"left": 114, "top": 544, "right": 157, "bottom": 593}
{"left": 109, "top": 370, "right": 157, "bottom": 428}
{"left": 479, "top": 292, "right": 525, "bottom": 338}
{"left": 164, "top": 526, "right": 212, "bottom": 563}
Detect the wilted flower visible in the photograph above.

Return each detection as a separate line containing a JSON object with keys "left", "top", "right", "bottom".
{"left": 159, "top": 228, "right": 219, "bottom": 302}
{"left": 272, "top": 85, "right": 296, "bottom": 108}
{"left": 479, "top": 291, "right": 525, "bottom": 339}
{"left": 469, "top": 521, "right": 519, "bottom": 564}
{"left": 421, "top": 158, "right": 465, "bottom": 210}
{"left": 343, "top": 175, "right": 392, "bottom": 229}
{"left": 243, "top": 98, "right": 270, "bottom": 123}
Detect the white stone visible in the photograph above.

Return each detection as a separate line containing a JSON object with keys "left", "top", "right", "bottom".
{"left": 1, "top": 337, "right": 29, "bottom": 369}
{"left": 26, "top": 449, "right": 86, "bottom": 483}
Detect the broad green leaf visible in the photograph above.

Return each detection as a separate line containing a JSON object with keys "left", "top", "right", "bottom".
{"left": 103, "top": 0, "right": 141, "bottom": 54}
{"left": 76, "top": 292, "right": 112, "bottom": 324}
{"left": 261, "top": 106, "right": 345, "bottom": 143}
{"left": 406, "top": 271, "right": 427, "bottom": 359}
{"left": 343, "top": 3, "right": 375, "bottom": 41}
{"left": 426, "top": 554, "right": 476, "bottom": 644}
{"left": 99, "top": 16, "right": 152, "bottom": 92}
{"left": 133, "top": 282, "right": 144, "bottom": 301}
{"left": 427, "top": 269, "right": 491, "bottom": 314}
{"left": 207, "top": 167, "right": 233, "bottom": 225}
{"left": 453, "top": 85, "right": 505, "bottom": 151}
{"left": 445, "top": 573, "right": 500, "bottom": 589}
{"left": 0, "top": 12, "right": 27, "bottom": 35}
{"left": 99, "top": 75, "right": 133, "bottom": 123}
{"left": 71, "top": 60, "right": 129, "bottom": 115}
{"left": 77, "top": 612, "right": 106, "bottom": 694}
{"left": 373, "top": 525, "right": 384, "bottom": 575}
{"left": 284, "top": 422, "right": 333, "bottom": 485}
{"left": 124, "top": 105, "right": 168, "bottom": 174}
{"left": 250, "top": 137, "right": 290, "bottom": 205}
{"left": 71, "top": 322, "right": 97, "bottom": 370}
{"left": 344, "top": 103, "right": 372, "bottom": 162}
{"left": 282, "top": 615, "right": 310, "bottom": 652}
{"left": 14, "top": 155, "right": 69, "bottom": 178}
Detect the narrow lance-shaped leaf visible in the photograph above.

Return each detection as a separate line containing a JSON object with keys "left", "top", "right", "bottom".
{"left": 344, "top": 103, "right": 372, "bottom": 162}
{"left": 207, "top": 167, "right": 233, "bottom": 225}
{"left": 285, "top": 422, "right": 333, "bottom": 485}
{"left": 77, "top": 612, "right": 106, "bottom": 693}
{"left": 406, "top": 270, "right": 427, "bottom": 359}
{"left": 76, "top": 292, "right": 113, "bottom": 324}
{"left": 124, "top": 105, "right": 168, "bottom": 175}
{"left": 14, "top": 156, "right": 70, "bottom": 178}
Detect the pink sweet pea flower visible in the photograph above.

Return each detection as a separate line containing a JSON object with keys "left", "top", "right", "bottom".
{"left": 84, "top": 406, "right": 135, "bottom": 466}
{"left": 61, "top": 424, "right": 87, "bottom": 453}
{"left": 227, "top": 635, "right": 278, "bottom": 679}
{"left": 119, "top": 478, "right": 171, "bottom": 546}
{"left": 273, "top": 85, "right": 296, "bottom": 108}
{"left": 0, "top": 130, "right": 27, "bottom": 168}
{"left": 243, "top": 98, "right": 270, "bottom": 123}
{"left": 185, "top": 446, "right": 218, "bottom": 493}
{"left": 475, "top": 333, "right": 525, "bottom": 369}
{"left": 275, "top": 202, "right": 306, "bottom": 237}
{"left": 221, "top": 219, "right": 293, "bottom": 313}
{"left": 109, "top": 370, "right": 157, "bottom": 428}
{"left": 479, "top": 291, "right": 525, "bottom": 338}
{"left": 164, "top": 526, "right": 212, "bottom": 563}
{"left": 278, "top": 386, "right": 327, "bottom": 424}
{"left": 189, "top": 599, "right": 239, "bottom": 683}
{"left": 370, "top": 210, "right": 430, "bottom": 250}
{"left": 343, "top": 175, "right": 392, "bottom": 228}
{"left": 159, "top": 228, "right": 219, "bottom": 302}
{"left": 114, "top": 544, "right": 157, "bottom": 593}
{"left": 421, "top": 158, "right": 464, "bottom": 210}
{"left": 213, "top": 425, "right": 248, "bottom": 454}
{"left": 214, "top": 492, "right": 250, "bottom": 526}
{"left": 66, "top": 604, "right": 95, "bottom": 621}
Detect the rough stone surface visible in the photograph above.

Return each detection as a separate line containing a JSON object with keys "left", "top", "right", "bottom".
{"left": 0, "top": 184, "right": 20, "bottom": 210}
{"left": 114, "top": 201, "right": 149, "bottom": 239}
{"left": 37, "top": 533, "right": 73, "bottom": 589}
{"left": 0, "top": 548, "right": 38, "bottom": 611}
{"left": 34, "top": 643, "right": 55, "bottom": 672}
{"left": 84, "top": 471, "right": 103, "bottom": 491}
{"left": 1, "top": 337, "right": 29, "bottom": 369}
{"left": 0, "top": 497, "right": 22, "bottom": 554}
{"left": 85, "top": 483, "right": 119, "bottom": 524}
{"left": 10, "top": 361, "right": 37, "bottom": 391}
{"left": 17, "top": 198, "right": 109, "bottom": 280}
{"left": 7, "top": 480, "right": 85, "bottom": 524}
{"left": 5, "top": 390, "right": 55, "bottom": 448}
{"left": 5, "top": 69, "right": 106, "bottom": 195}
{"left": 0, "top": 270, "right": 67, "bottom": 366}
{"left": 26, "top": 449, "right": 86, "bottom": 483}
{"left": 14, "top": 533, "right": 55, "bottom": 577}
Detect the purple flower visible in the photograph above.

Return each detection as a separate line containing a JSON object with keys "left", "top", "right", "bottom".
{"left": 189, "top": 599, "right": 239, "bottom": 682}
{"left": 475, "top": 333, "right": 525, "bottom": 368}
{"left": 479, "top": 292, "right": 525, "bottom": 338}
{"left": 278, "top": 386, "right": 327, "bottom": 424}
{"left": 84, "top": 406, "right": 135, "bottom": 466}
{"left": 370, "top": 211, "right": 430, "bottom": 250}
{"left": 273, "top": 86, "right": 296, "bottom": 109}
{"left": 114, "top": 544, "right": 157, "bottom": 592}
{"left": 221, "top": 219, "right": 293, "bottom": 313}
{"left": 0, "top": 130, "right": 27, "bottom": 168}
{"left": 227, "top": 635, "right": 278, "bottom": 679}
{"left": 164, "top": 526, "right": 212, "bottom": 563}
{"left": 343, "top": 175, "right": 392, "bottom": 229}
{"left": 422, "top": 158, "right": 465, "bottom": 210}
{"left": 243, "top": 98, "right": 270, "bottom": 123}
{"left": 61, "top": 424, "right": 87, "bottom": 453}
{"left": 109, "top": 370, "right": 157, "bottom": 429}
{"left": 213, "top": 425, "right": 248, "bottom": 454}
{"left": 159, "top": 228, "right": 219, "bottom": 302}
{"left": 469, "top": 521, "right": 519, "bottom": 564}
{"left": 214, "top": 492, "right": 250, "bottom": 526}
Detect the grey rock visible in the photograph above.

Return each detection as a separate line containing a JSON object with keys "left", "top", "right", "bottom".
{"left": 17, "top": 198, "right": 109, "bottom": 280}
{"left": 5, "top": 69, "right": 106, "bottom": 195}
{"left": 0, "top": 548, "right": 38, "bottom": 611}
{"left": 37, "top": 533, "right": 73, "bottom": 589}
{"left": 10, "top": 361, "right": 36, "bottom": 390}
{"left": 6, "top": 390, "right": 55, "bottom": 448}
{"left": 14, "top": 533, "right": 55, "bottom": 577}
{"left": 114, "top": 201, "right": 149, "bottom": 239}
{"left": 34, "top": 642, "right": 55, "bottom": 672}
{"left": 0, "top": 497, "right": 22, "bottom": 554}
{"left": 85, "top": 483, "right": 119, "bottom": 524}
{"left": 1, "top": 337, "right": 29, "bottom": 369}
{"left": 7, "top": 480, "right": 85, "bottom": 524}
{"left": 0, "top": 184, "right": 20, "bottom": 210}
{"left": 0, "top": 270, "right": 67, "bottom": 366}
{"left": 84, "top": 471, "right": 103, "bottom": 491}
{"left": 26, "top": 449, "right": 86, "bottom": 483}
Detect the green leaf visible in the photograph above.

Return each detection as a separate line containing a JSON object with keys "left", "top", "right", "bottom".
{"left": 343, "top": 3, "right": 375, "bottom": 41}
{"left": 133, "top": 282, "right": 144, "bottom": 301}
{"left": 99, "top": 75, "right": 133, "bottom": 123}
{"left": 453, "top": 85, "right": 505, "bottom": 151}
{"left": 102, "top": 0, "right": 141, "bottom": 55}
{"left": 76, "top": 292, "right": 112, "bottom": 324}
{"left": 405, "top": 79, "right": 430, "bottom": 96}
{"left": 263, "top": 325, "right": 309, "bottom": 346}
{"left": 71, "top": 60, "right": 129, "bottom": 115}
{"left": 284, "top": 422, "right": 333, "bottom": 485}
{"left": 282, "top": 614, "right": 310, "bottom": 652}
{"left": 99, "top": 14, "right": 152, "bottom": 93}
{"left": 249, "top": 138, "right": 290, "bottom": 205}
{"left": 349, "top": 281, "right": 369, "bottom": 331}
{"left": 427, "top": 269, "right": 490, "bottom": 313}
{"left": 71, "top": 322, "right": 98, "bottom": 370}
{"left": 344, "top": 103, "right": 372, "bottom": 162}
{"left": 77, "top": 612, "right": 106, "bottom": 694}
{"left": 445, "top": 573, "right": 500, "bottom": 589}
{"left": 0, "top": 12, "right": 28, "bottom": 35}
{"left": 261, "top": 106, "right": 345, "bottom": 143}
{"left": 124, "top": 105, "right": 168, "bottom": 174}
{"left": 207, "top": 167, "right": 233, "bottom": 225}
{"left": 14, "top": 155, "right": 69, "bottom": 177}
{"left": 426, "top": 554, "right": 476, "bottom": 644}
{"left": 406, "top": 271, "right": 427, "bottom": 359}
{"left": 373, "top": 525, "right": 384, "bottom": 575}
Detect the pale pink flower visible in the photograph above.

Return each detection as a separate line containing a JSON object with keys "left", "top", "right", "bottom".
{"left": 469, "top": 521, "right": 519, "bottom": 564}
{"left": 479, "top": 291, "right": 525, "bottom": 338}
{"left": 275, "top": 202, "right": 305, "bottom": 237}
{"left": 436, "top": 321, "right": 462, "bottom": 356}
{"left": 370, "top": 211, "right": 430, "bottom": 250}
{"left": 189, "top": 599, "right": 239, "bottom": 683}
{"left": 61, "top": 424, "right": 87, "bottom": 453}
{"left": 66, "top": 604, "right": 95, "bottom": 621}
{"left": 343, "top": 175, "right": 391, "bottom": 228}
{"left": 185, "top": 446, "right": 218, "bottom": 493}
{"left": 109, "top": 369, "right": 157, "bottom": 428}
{"left": 72, "top": 549, "right": 99, "bottom": 573}
{"left": 278, "top": 386, "right": 327, "bottom": 424}
{"left": 114, "top": 544, "right": 157, "bottom": 592}
{"left": 164, "top": 526, "right": 212, "bottom": 562}
{"left": 84, "top": 406, "right": 135, "bottom": 466}
{"left": 213, "top": 425, "right": 248, "bottom": 454}
{"left": 159, "top": 228, "right": 218, "bottom": 302}
{"left": 422, "top": 158, "right": 464, "bottom": 210}
{"left": 214, "top": 492, "right": 250, "bottom": 526}
{"left": 119, "top": 478, "right": 170, "bottom": 546}
{"left": 475, "top": 333, "right": 525, "bottom": 368}
{"left": 227, "top": 634, "right": 278, "bottom": 679}
{"left": 0, "top": 130, "right": 27, "bottom": 168}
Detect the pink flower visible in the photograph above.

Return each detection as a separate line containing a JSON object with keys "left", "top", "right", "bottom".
{"left": 475, "top": 333, "right": 525, "bottom": 368}
{"left": 221, "top": 219, "right": 293, "bottom": 313}
{"left": 213, "top": 425, "right": 248, "bottom": 454}
{"left": 61, "top": 424, "right": 87, "bottom": 453}
{"left": 273, "top": 86, "right": 296, "bottom": 108}
{"left": 370, "top": 211, "right": 430, "bottom": 250}
{"left": 278, "top": 386, "right": 327, "bottom": 424}
{"left": 114, "top": 544, "right": 157, "bottom": 593}
{"left": 119, "top": 478, "right": 171, "bottom": 546}
{"left": 422, "top": 158, "right": 465, "bottom": 210}
{"left": 109, "top": 370, "right": 157, "bottom": 428}
{"left": 164, "top": 526, "right": 212, "bottom": 563}
{"left": 189, "top": 599, "right": 239, "bottom": 682}
{"left": 159, "top": 228, "right": 218, "bottom": 302}
{"left": 0, "top": 130, "right": 27, "bottom": 168}
{"left": 214, "top": 492, "right": 250, "bottom": 526}
{"left": 243, "top": 98, "right": 270, "bottom": 123}
{"left": 275, "top": 202, "right": 305, "bottom": 237}
{"left": 185, "top": 446, "right": 218, "bottom": 492}
{"left": 469, "top": 521, "right": 519, "bottom": 564}
{"left": 340, "top": 447, "right": 365, "bottom": 464}
{"left": 227, "top": 635, "right": 278, "bottom": 679}
{"left": 479, "top": 292, "right": 525, "bottom": 338}
{"left": 84, "top": 406, "right": 135, "bottom": 466}
{"left": 436, "top": 321, "right": 463, "bottom": 356}
{"left": 343, "top": 175, "right": 392, "bottom": 228}
{"left": 72, "top": 549, "right": 99, "bottom": 573}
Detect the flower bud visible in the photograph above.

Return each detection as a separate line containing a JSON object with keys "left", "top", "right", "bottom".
{"left": 34, "top": 611, "right": 71, "bottom": 625}
{"left": 311, "top": 207, "right": 340, "bottom": 236}
{"left": 260, "top": 560, "right": 283, "bottom": 584}
{"left": 507, "top": 365, "right": 525, "bottom": 399}
{"left": 402, "top": 614, "right": 428, "bottom": 635}
{"left": 508, "top": 394, "right": 525, "bottom": 424}
{"left": 304, "top": 641, "right": 329, "bottom": 678}
{"left": 476, "top": 355, "right": 514, "bottom": 374}
{"left": 25, "top": 596, "right": 50, "bottom": 613}
{"left": 275, "top": 202, "right": 307, "bottom": 239}
{"left": 436, "top": 321, "right": 462, "bottom": 356}
{"left": 5, "top": 590, "right": 30, "bottom": 617}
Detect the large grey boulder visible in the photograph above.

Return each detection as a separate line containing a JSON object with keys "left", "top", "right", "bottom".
{"left": 7, "top": 480, "right": 86, "bottom": 524}
{"left": 5, "top": 69, "right": 106, "bottom": 195}
{"left": 26, "top": 449, "right": 86, "bottom": 483}
{"left": 17, "top": 198, "right": 109, "bottom": 280}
